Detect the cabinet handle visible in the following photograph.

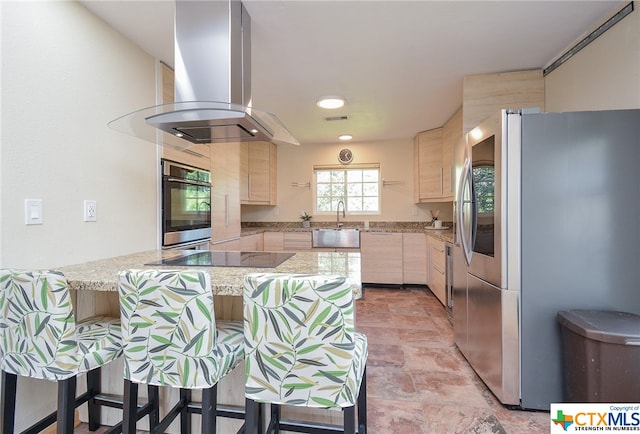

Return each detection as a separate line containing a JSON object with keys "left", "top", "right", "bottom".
{"left": 440, "top": 167, "right": 444, "bottom": 195}
{"left": 248, "top": 174, "right": 252, "bottom": 198}
{"left": 224, "top": 194, "right": 229, "bottom": 227}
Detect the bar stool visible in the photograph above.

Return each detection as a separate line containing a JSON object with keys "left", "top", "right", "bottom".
{"left": 0, "top": 269, "right": 123, "bottom": 434}
{"left": 117, "top": 269, "right": 245, "bottom": 434}
{"left": 243, "top": 273, "right": 368, "bottom": 434}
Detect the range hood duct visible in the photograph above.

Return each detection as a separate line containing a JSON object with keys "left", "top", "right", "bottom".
{"left": 108, "top": 0, "right": 299, "bottom": 148}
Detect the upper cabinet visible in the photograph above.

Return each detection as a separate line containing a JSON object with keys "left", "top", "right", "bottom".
{"left": 240, "top": 141, "right": 277, "bottom": 205}
{"left": 462, "top": 69, "right": 544, "bottom": 133}
{"left": 414, "top": 128, "right": 451, "bottom": 202}
{"left": 160, "top": 63, "right": 211, "bottom": 170}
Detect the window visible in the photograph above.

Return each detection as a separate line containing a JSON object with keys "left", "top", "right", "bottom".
{"left": 314, "top": 164, "right": 380, "bottom": 214}
{"left": 473, "top": 165, "right": 494, "bottom": 214}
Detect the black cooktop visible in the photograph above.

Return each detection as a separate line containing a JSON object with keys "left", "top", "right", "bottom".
{"left": 146, "top": 251, "right": 295, "bottom": 268}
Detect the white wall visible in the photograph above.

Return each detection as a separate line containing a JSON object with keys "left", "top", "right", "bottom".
{"left": 0, "top": 1, "right": 158, "bottom": 430}
{"left": 241, "top": 139, "right": 453, "bottom": 224}
{"left": 1, "top": 1, "right": 159, "bottom": 270}
{"left": 545, "top": 2, "right": 640, "bottom": 111}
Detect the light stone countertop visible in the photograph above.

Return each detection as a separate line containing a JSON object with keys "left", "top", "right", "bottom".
{"left": 59, "top": 250, "right": 362, "bottom": 297}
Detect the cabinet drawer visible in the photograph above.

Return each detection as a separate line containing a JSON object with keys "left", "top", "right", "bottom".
{"left": 430, "top": 238, "right": 446, "bottom": 271}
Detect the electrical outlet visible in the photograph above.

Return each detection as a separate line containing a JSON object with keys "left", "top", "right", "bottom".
{"left": 84, "top": 200, "right": 97, "bottom": 222}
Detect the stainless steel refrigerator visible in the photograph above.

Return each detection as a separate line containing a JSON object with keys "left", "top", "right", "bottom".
{"left": 452, "top": 108, "right": 640, "bottom": 410}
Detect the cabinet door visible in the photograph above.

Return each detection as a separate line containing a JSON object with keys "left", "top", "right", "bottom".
{"left": 441, "top": 107, "right": 462, "bottom": 201}
{"left": 241, "top": 142, "right": 277, "bottom": 205}
{"left": 402, "top": 233, "right": 427, "bottom": 285}
{"left": 283, "top": 232, "right": 312, "bottom": 251}
{"left": 428, "top": 237, "right": 447, "bottom": 305}
{"left": 414, "top": 128, "right": 444, "bottom": 201}
{"left": 211, "top": 143, "right": 241, "bottom": 243}
{"left": 263, "top": 232, "right": 284, "bottom": 251}
{"left": 360, "top": 232, "right": 403, "bottom": 284}
{"left": 240, "top": 233, "right": 264, "bottom": 251}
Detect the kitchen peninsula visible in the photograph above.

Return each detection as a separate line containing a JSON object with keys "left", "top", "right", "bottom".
{"left": 59, "top": 249, "right": 361, "bottom": 432}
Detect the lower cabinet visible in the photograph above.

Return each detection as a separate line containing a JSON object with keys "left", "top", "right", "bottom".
{"left": 402, "top": 233, "right": 427, "bottom": 285}
{"left": 284, "top": 232, "right": 312, "bottom": 251}
{"left": 263, "top": 232, "right": 284, "bottom": 251}
{"left": 360, "top": 232, "right": 403, "bottom": 284}
{"left": 240, "top": 233, "right": 264, "bottom": 251}
{"left": 428, "top": 236, "right": 447, "bottom": 305}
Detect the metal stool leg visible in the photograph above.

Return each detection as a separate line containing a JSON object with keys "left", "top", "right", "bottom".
{"left": 148, "top": 385, "right": 160, "bottom": 431}
{"left": 57, "top": 376, "right": 77, "bottom": 434}
{"left": 245, "top": 398, "right": 259, "bottom": 434}
{"left": 1, "top": 371, "right": 17, "bottom": 434}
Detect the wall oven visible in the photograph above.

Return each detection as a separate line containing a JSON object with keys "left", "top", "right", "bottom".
{"left": 162, "top": 160, "right": 212, "bottom": 248}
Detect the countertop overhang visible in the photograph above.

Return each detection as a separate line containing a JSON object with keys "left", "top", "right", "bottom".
{"left": 60, "top": 249, "right": 362, "bottom": 297}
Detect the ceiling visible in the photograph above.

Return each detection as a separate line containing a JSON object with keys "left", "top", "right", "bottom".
{"left": 80, "top": 0, "right": 626, "bottom": 146}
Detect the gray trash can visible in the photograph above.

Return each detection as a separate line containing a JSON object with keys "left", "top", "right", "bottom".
{"left": 557, "top": 310, "right": 640, "bottom": 403}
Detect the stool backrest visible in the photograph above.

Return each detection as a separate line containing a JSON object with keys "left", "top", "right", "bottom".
{"left": 0, "top": 269, "right": 79, "bottom": 380}
{"left": 118, "top": 269, "right": 220, "bottom": 388}
{"left": 243, "top": 273, "right": 361, "bottom": 408}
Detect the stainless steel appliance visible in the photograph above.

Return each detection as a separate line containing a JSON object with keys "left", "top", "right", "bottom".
{"left": 162, "top": 160, "right": 212, "bottom": 247}
{"left": 453, "top": 108, "right": 640, "bottom": 410}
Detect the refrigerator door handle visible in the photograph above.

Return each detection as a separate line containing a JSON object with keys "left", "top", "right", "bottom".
{"left": 458, "top": 158, "right": 476, "bottom": 265}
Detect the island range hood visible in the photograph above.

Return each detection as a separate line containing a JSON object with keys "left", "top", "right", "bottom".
{"left": 109, "top": 0, "right": 299, "bottom": 148}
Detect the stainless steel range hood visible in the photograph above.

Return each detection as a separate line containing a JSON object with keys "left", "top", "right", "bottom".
{"left": 109, "top": 0, "right": 299, "bottom": 148}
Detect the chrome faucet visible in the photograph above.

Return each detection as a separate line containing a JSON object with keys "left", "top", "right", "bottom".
{"left": 336, "top": 200, "right": 345, "bottom": 228}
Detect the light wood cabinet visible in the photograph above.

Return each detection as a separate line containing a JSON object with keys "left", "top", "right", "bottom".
{"left": 360, "top": 232, "right": 403, "bottom": 284}
{"left": 402, "top": 233, "right": 427, "bottom": 285}
{"left": 240, "top": 142, "right": 277, "bottom": 205}
{"left": 413, "top": 127, "right": 455, "bottom": 203}
{"left": 240, "top": 233, "right": 264, "bottom": 251}
{"left": 263, "top": 232, "right": 284, "bottom": 251}
{"left": 284, "top": 232, "right": 312, "bottom": 251}
{"left": 428, "top": 236, "right": 447, "bottom": 306}
{"left": 462, "top": 69, "right": 544, "bottom": 133}
{"left": 160, "top": 63, "right": 211, "bottom": 170}
{"left": 210, "top": 143, "right": 241, "bottom": 245}
{"left": 441, "top": 107, "right": 462, "bottom": 201}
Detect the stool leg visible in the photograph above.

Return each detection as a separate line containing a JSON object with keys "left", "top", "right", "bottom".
{"left": 271, "top": 403, "right": 280, "bottom": 434}
{"left": 57, "top": 376, "right": 76, "bottom": 434}
{"left": 147, "top": 385, "right": 160, "bottom": 431}
{"left": 357, "top": 368, "right": 367, "bottom": 433}
{"left": 201, "top": 385, "right": 217, "bottom": 434}
{"left": 86, "top": 367, "right": 101, "bottom": 431}
{"left": 179, "top": 389, "right": 191, "bottom": 434}
{"left": 245, "top": 398, "right": 258, "bottom": 434}
{"left": 122, "top": 379, "right": 138, "bottom": 434}
{"left": 1, "top": 371, "right": 17, "bottom": 434}
{"left": 343, "top": 406, "right": 355, "bottom": 434}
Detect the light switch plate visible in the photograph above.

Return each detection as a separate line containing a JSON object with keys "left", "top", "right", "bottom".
{"left": 25, "top": 199, "right": 43, "bottom": 225}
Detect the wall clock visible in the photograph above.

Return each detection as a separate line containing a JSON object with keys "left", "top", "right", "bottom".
{"left": 338, "top": 148, "right": 353, "bottom": 164}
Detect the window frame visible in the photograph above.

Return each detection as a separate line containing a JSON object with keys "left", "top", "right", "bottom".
{"left": 312, "top": 164, "right": 381, "bottom": 216}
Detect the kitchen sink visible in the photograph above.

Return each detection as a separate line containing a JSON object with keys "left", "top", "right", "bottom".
{"left": 312, "top": 228, "right": 360, "bottom": 248}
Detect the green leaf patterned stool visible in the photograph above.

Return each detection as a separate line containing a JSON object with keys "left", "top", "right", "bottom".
{"left": 243, "top": 273, "right": 368, "bottom": 434}
{"left": 118, "top": 269, "right": 245, "bottom": 434}
{"left": 0, "top": 269, "right": 123, "bottom": 434}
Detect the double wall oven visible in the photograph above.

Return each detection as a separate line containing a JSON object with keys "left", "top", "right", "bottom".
{"left": 162, "top": 160, "right": 212, "bottom": 248}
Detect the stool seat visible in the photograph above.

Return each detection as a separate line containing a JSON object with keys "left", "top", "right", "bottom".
{"left": 0, "top": 269, "right": 123, "bottom": 434}
{"left": 118, "top": 269, "right": 245, "bottom": 433}
{"left": 243, "top": 273, "right": 368, "bottom": 434}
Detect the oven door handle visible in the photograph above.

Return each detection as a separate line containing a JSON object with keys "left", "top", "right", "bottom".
{"left": 166, "top": 177, "right": 211, "bottom": 187}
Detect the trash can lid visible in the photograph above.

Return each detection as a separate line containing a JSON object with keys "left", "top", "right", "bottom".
{"left": 557, "top": 310, "right": 640, "bottom": 345}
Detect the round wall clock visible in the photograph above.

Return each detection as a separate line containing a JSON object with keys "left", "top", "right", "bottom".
{"left": 338, "top": 148, "right": 353, "bottom": 164}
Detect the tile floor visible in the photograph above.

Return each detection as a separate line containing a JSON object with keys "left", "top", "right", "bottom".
{"left": 78, "top": 287, "right": 550, "bottom": 434}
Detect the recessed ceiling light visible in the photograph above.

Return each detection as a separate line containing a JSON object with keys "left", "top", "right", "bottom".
{"left": 317, "top": 97, "right": 345, "bottom": 109}
{"left": 339, "top": 134, "right": 353, "bottom": 141}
